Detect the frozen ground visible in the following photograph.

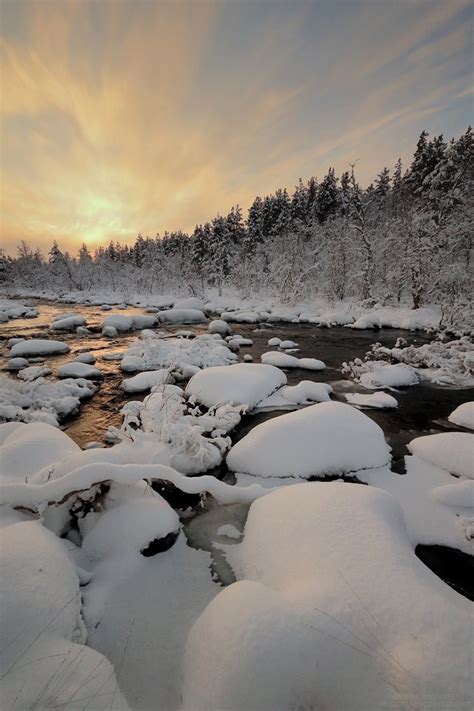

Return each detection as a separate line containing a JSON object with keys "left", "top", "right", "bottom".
{"left": 1, "top": 297, "right": 472, "bottom": 710}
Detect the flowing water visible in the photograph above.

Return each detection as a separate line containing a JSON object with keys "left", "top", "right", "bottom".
{"left": 1, "top": 298, "right": 472, "bottom": 597}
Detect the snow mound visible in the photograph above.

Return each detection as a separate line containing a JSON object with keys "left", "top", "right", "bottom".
{"left": 173, "top": 297, "right": 204, "bottom": 311}
{"left": 345, "top": 392, "right": 398, "bottom": 409}
{"left": 10, "top": 339, "right": 70, "bottom": 357}
{"left": 261, "top": 351, "right": 325, "bottom": 370}
{"left": 227, "top": 401, "right": 391, "bottom": 479}
{"left": 0, "top": 298, "right": 38, "bottom": 321}
{"left": 58, "top": 361, "right": 103, "bottom": 379}
{"left": 186, "top": 363, "right": 287, "bottom": 409}
{"left": 122, "top": 369, "right": 173, "bottom": 393}
{"left": 208, "top": 319, "right": 232, "bottom": 336}
{"left": 408, "top": 432, "right": 474, "bottom": 478}
{"left": 82, "top": 498, "right": 180, "bottom": 559}
{"left": 0, "top": 375, "right": 96, "bottom": 427}
{"left": 1, "top": 422, "right": 80, "bottom": 483}
{"left": 6, "top": 357, "right": 28, "bottom": 371}
{"left": 448, "top": 402, "right": 474, "bottom": 429}
{"left": 102, "top": 325, "right": 118, "bottom": 337}
{"left": 158, "top": 309, "right": 206, "bottom": 324}
{"left": 182, "top": 482, "right": 471, "bottom": 711}
{"left": 348, "top": 361, "right": 419, "bottom": 389}
{"left": 221, "top": 310, "right": 260, "bottom": 323}
{"left": 0, "top": 510, "right": 129, "bottom": 710}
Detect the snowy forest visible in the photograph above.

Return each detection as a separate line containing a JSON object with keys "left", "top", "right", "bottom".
{"left": 4, "top": 128, "right": 473, "bottom": 315}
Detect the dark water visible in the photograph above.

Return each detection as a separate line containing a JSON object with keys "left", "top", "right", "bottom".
{"left": 1, "top": 299, "right": 472, "bottom": 598}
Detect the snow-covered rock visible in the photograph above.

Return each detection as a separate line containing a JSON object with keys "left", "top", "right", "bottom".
{"left": 122, "top": 333, "right": 237, "bottom": 373}
{"left": 158, "top": 309, "right": 206, "bottom": 324}
{"left": 58, "top": 362, "right": 103, "bottom": 379}
{"left": 345, "top": 392, "right": 398, "bottom": 409}
{"left": 6, "top": 357, "right": 28, "bottom": 371}
{"left": 173, "top": 297, "right": 204, "bottom": 311}
{"left": 261, "top": 351, "right": 325, "bottom": 370}
{"left": 227, "top": 401, "right": 391, "bottom": 479}
{"left": 102, "top": 325, "right": 119, "bottom": 337}
{"left": 74, "top": 352, "right": 96, "bottom": 364}
{"left": 0, "top": 375, "right": 97, "bottom": 427}
{"left": 51, "top": 314, "right": 86, "bottom": 330}
{"left": 208, "top": 319, "right": 232, "bottom": 336}
{"left": 355, "top": 362, "right": 419, "bottom": 389}
{"left": 17, "top": 365, "right": 51, "bottom": 381}
{"left": 10, "top": 339, "right": 70, "bottom": 357}
{"left": 121, "top": 369, "right": 173, "bottom": 393}
{"left": 182, "top": 482, "right": 471, "bottom": 711}
{"left": 103, "top": 314, "right": 157, "bottom": 331}
{"left": 186, "top": 363, "right": 287, "bottom": 409}
{"left": 352, "top": 306, "right": 440, "bottom": 331}
{"left": 221, "top": 310, "right": 260, "bottom": 323}
{"left": 257, "top": 381, "right": 333, "bottom": 409}
{"left": 448, "top": 402, "right": 474, "bottom": 429}
{"left": 267, "top": 337, "right": 281, "bottom": 347}
{"left": 408, "top": 432, "right": 473, "bottom": 479}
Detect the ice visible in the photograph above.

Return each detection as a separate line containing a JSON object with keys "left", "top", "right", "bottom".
{"left": 407, "top": 432, "right": 474, "bottom": 479}
{"left": 227, "top": 401, "right": 391, "bottom": 479}
{"left": 186, "top": 363, "right": 287, "bottom": 409}
{"left": 261, "top": 351, "right": 325, "bottom": 370}
{"left": 182, "top": 482, "right": 471, "bottom": 711}
{"left": 345, "top": 391, "right": 398, "bottom": 408}
{"left": 121, "top": 369, "right": 172, "bottom": 393}
{"left": 58, "top": 361, "right": 104, "bottom": 378}
{"left": 448, "top": 402, "right": 474, "bottom": 429}
{"left": 10, "top": 339, "right": 70, "bottom": 357}
{"left": 158, "top": 308, "right": 206, "bottom": 324}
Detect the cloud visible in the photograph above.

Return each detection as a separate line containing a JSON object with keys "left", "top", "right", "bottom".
{"left": 1, "top": 0, "right": 472, "bottom": 254}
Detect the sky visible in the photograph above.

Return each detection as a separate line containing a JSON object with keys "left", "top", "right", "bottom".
{"left": 1, "top": 0, "right": 473, "bottom": 255}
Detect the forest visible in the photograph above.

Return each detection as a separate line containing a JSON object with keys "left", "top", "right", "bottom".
{"left": 3, "top": 128, "right": 473, "bottom": 321}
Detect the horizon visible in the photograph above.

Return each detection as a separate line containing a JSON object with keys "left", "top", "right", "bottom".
{"left": 1, "top": 0, "right": 473, "bottom": 255}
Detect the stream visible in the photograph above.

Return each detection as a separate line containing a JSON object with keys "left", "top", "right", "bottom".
{"left": 1, "top": 298, "right": 473, "bottom": 598}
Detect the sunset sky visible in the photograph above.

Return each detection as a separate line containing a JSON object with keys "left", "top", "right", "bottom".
{"left": 1, "top": 0, "right": 472, "bottom": 255}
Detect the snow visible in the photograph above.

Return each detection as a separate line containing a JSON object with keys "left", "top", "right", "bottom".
{"left": 182, "top": 482, "right": 472, "bottom": 711}
{"left": 360, "top": 457, "right": 473, "bottom": 553}
{"left": 158, "top": 308, "right": 206, "bottom": 324}
{"left": 261, "top": 351, "right": 325, "bottom": 370}
{"left": 0, "top": 298, "right": 38, "bottom": 321}
{"left": 267, "top": 337, "right": 281, "bottom": 346}
{"left": 102, "top": 325, "right": 118, "bottom": 337}
{"left": 186, "top": 363, "right": 287, "bottom": 409}
{"left": 345, "top": 391, "right": 398, "bottom": 408}
{"left": 10, "top": 338, "right": 70, "bottom": 357}
{"left": 0, "top": 375, "right": 96, "bottom": 426}
{"left": 82, "top": 498, "right": 180, "bottom": 560}
{"left": 279, "top": 339, "right": 298, "bottom": 349}
{"left": 51, "top": 314, "right": 86, "bottom": 330}
{"left": 121, "top": 333, "right": 237, "bottom": 373}
{"left": 256, "top": 381, "right": 333, "bottom": 409}
{"left": 208, "top": 319, "right": 232, "bottom": 335}
{"left": 0, "top": 509, "right": 129, "bottom": 710}
{"left": 121, "top": 369, "right": 172, "bottom": 393}
{"left": 173, "top": 296, "right": 204, "bottom": 310}
{"left": 221, "top": 310, "right": 260, "bottom": 323}
{"left": 74, "top": 351, "right": 95, "bottom": 364}
{"left": 448, "top": 401, "right": 474, "bottom": 429}
{"left": 351, "top": 306, "right": 440, "bottom": 330}
{"left": 407, "top": 432, "right": 474, "bottom": 479}
{"left": 58, "top": 361, "right": 104, "bottom": 379}
{"left": 227, "top": 401, "right": 391, "bottom": 479}
{"left": 17, "top": 365, "right": 52, "bottom": 381}
{"left": 243, "top": 354, "right": 253, "bottom": 362}
{"left": 1, "top": 422, "right": 80, "bottom": 483}
{"left": 216, "top": 523, "right": 242, "bottom": 539}
{"left": 347, "top": 360, "right": 419, "bottom": 389}
{"left": 103, "top": 313, "right": 157, "bottom": 331}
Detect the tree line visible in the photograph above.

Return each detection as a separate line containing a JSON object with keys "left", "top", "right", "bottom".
{"left": 2, "top": 128, "right": 472, "bottom": 318}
